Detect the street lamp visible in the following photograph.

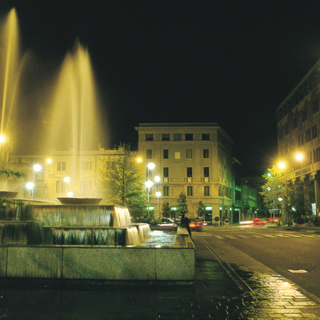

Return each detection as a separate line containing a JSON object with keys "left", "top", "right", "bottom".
{"left": 145, "top": 180, "right": 154, "bottom": 215}
{"left": 155, "top": 191, "right": 161, "bottom": 216}
{"left": 26, "top": 182, "right": 34, "bottom": 199}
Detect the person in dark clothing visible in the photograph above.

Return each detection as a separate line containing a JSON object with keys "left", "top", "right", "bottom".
{"left": 181, "top": 213, "right": 192, "bottom": 239}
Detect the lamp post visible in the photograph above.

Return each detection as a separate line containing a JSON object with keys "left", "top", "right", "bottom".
{"left": 155, "top": 191, "right": 161, "bottom": 216}
{"left": 0, "top": 135, "right": 5, "bottom": 164}
{"left": 26, "top": 182, "right": 34, "bottom": 200}
{"left": 145, "top": 180, "right": 153, "bottom": 215}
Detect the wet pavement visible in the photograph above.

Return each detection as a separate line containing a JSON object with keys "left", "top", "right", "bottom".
{"left": 1, "top": 228, "right": 320, "bottom": 319}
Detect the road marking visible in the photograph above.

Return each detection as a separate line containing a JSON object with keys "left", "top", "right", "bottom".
{"left": 192, "top": 232, "right": 213, "bottom": 237}
{"left": 237, "top": 235, "right": 249, "bottom": 238}
{"left": 214, "top": 235, "right": 224, "bottom": 239}
{"left": 251, "top": 235, "right": 264, "bottom": 238}
{"left": 285, "top": 234, "right": 301, "bottom": 237}
{"left": 263, "top": 234, "right": 277, "bottom": 238}
{"left": 274, "top": 234, "right": 289, "bottom": 237}
{"left": 225, "top": 236, "right": 237, "bottom": 240}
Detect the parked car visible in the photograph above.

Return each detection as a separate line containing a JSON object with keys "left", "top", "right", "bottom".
{"left": 157, "top": 217, "right": 177, "bottom": 227}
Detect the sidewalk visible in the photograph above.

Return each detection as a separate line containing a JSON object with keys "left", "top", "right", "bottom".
{"left": 1, "top": 236, "right": 320, "bottom": 319}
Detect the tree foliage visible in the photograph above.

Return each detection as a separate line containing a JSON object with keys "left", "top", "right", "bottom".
{"left": 260, "top": 165, "right": 310, "bottom": 222}
{"left": 196, "top": 201, "right": 205, "bottom": 218}
{"left": 177, "top": 192, "right": 188, "bottom": 216}
{"left": 161, "top": 201, "right": 171, "bottom": 218}
{"left": 100, "top": 143, "right": 147, "bottom": 221}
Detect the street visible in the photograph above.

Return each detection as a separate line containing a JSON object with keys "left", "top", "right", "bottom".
{"left": 194, "top": 225, "right": 320, "bottom": 299}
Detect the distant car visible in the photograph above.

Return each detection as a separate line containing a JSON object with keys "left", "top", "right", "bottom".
{"left": 268, "top": 217, "right": 280, "bottom": 223}
{"left": 253, "top": 218, "right": 267, "bottom": 225}
{"left": 157, "top": 217, "right": 177, "bottom": 227}
{"left": 189, "top": 219, "right": 205, "bottom": 231}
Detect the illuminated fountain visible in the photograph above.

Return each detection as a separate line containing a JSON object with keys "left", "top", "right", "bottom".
{"left": 0, "top": 8, "right": 195, "bottom": 283}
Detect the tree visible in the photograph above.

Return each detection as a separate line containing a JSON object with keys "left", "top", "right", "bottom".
{"left": 196, "top": 201, "right": 205, "bottom": 218}
{"left": 176, "top": 192, "right": 188, "bottom": 218}
{"left": 100, "top": 143, "right": 148, "bottom": 221}
{"left": 161, "top": 201, "right": 171, "bottom": 218}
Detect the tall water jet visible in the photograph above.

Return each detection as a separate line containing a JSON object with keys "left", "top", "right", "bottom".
{"left": 43, "top": 41, "right": 104, "bottom": 197}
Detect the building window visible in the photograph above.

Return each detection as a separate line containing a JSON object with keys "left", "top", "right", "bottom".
{"left": 187, "top": 167, "right": 192, "bottom": 177}
{"left": 163, "top": 149, "right": 169, "bottom": 159}
{"left": 163, "top": 167, "right": 169, "bottom": 178}
{"left": 306, "top": 129, "right": 311, "bottom": 142}
{"left": 55, "top": 180, "right": 65, "bottom": 193}
{"left": 187, "top": 186, "right": 193, "bottom": 196}
{"left": 35, "top": 172, "right": 44, "bottom": 181}
{"left": 146, "top": 149, "right": 152, "bottom": 159}
{"left": 204, "top": 167, "right": 209, "bottom": 177}
{"left": 163, "top": 186, "right": 169, "bottom": 196}
{"left": 173, "top": 134, "right": 181, "bottom": 141}
{"left": 162, "top": 134, "right": 170, "bottom": 141}
{"left": 313, "top": 99, "right": 319, "bottom": 114}
{"left": 81, "top": 161, "right": 92, "bottom": 171}
{"left": 203, "top": 149, "right": 209, "bottom": 158}
{"left": 293, "top": 118, "right": 297, "bottom": 129}
{"left": 186, "top": 149, "right": 192, "bottom": 159}
{"left": 185, "top": 133, "right": 193, "bottom": 141}
{"left": 302, "top": 108, "right": 307, "bottom": 122}
{"left": 202, "top": 133, "right": 210, "bottom": 140}
{"left": 312, "top": 125, "right": 318, "bottom": 139}
{"left": 57, "top": 161, "right": 66, "bottom": 171}
{"left": 204, "top": 186, "right": 210, "bottom": 196}
{"left": 145, "top": 134, "right": 153, "bottom": 141}
{"left": 175, "top": 152, "right": 180, "bottom": 159}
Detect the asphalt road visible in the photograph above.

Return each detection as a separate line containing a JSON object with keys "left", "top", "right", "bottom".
{"left": 196, "top": 225, "right": 320, "bottom": 299}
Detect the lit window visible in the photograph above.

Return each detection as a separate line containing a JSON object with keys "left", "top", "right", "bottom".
{"left": 163, "top": 149, "right": 169, "bottom": 159}
{"left": 175, "top": 152, "right": 180, "bottom": 159}
{"left": 203, "top": 149, "right": 209, "bottom": 158}
{"left": 187, "top": 186, "right": 193, "bottom": 196}
{"left": 162, "top": 134, "right": 170, "bottom": 141}
{"left": 186, "top": 149, "right": 192, "bottom": 159}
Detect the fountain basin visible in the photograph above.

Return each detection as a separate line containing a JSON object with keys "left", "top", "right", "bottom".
{"left": 58, "top": 197, "right": 103, "bottom": 205}
{"left": 0, "top": 191, "right": 18, "bottom": 199}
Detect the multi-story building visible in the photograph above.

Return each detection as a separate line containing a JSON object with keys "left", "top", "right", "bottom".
{"left": 276, "top": 58, "right": 320, "bottom": 222}
{"left": 6, "top": 147, "right": 122, "bottom": 203}
{"left": 135, "top": 123, "right": 236, "bottom": 223}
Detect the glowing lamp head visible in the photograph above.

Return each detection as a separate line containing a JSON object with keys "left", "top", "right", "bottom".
{"left": 0, "top": 135, "right": 5, "bottom": 143}
{"left": 33, "top": 164, "right": 42, "bottom": 172}
{"left": 154, "top": 176, "right": 160, "bottom": 183}
{"left": 64, "top": 177, "right": 70, "bottom": 183}
{"left": 46, "top": 159, "right": 52, "bottom": 164}
{"left": 145, "top": 180, "right": 153, "bottom": 188}
{"left": 277, "top": 162, "right": 286, "bottom": 170}
{"left": 155, "top": 191, "right": 161, "bottom": 197}
{"left": 137, "top": 157, "right": 142, "bottom": 163}
{"left": 296, "top": 153, "right": 303, "bottom": 161}
{"left": 26, "top": 182, "right": 34, "bottom": 190}
{"left": 67, "top": 191, "right": 73, "bottom": 197}
{"left": 147, "top": 162, "right": 155, "bottom": 170}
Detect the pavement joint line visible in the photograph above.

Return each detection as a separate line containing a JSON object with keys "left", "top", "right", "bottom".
{"left": 201, "top": 238, "right": 254, "bottom": 294}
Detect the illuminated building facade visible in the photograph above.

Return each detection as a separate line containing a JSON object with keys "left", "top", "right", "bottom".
{"left": 135, "top": 123, "right": 236, "bottom": 222}
{"left": 276, "top": 58, "right": 320, "bottom": 221}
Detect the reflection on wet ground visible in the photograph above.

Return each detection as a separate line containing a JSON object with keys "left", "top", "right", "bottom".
{"left": 1, "top": 231, "right": 320, "bottom": 319}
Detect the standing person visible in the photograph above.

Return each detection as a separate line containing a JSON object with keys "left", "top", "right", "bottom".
{"left": 181, "top": 213, "right": 192, "bottom": 240}
{"left": 225, "top": 216, "right": 230, "bottom": 227}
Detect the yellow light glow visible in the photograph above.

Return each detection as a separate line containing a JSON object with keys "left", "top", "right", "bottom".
{"left": 26, "top": 182, "right": 34, "bottom": 190}
{"left": 64, "top": 177, "right": 70, "bottom": 183}
{"left": 137, "top": 157, "right": 142, "bottom": 163}
{"left": 33, "top": 164, "right": 42, "bottom": 172}
{"left": 147, "top": 162, "right": 155, "bottom": 170}
{"left": 0, "top": 135, "right": 5, "bottom": 143}
{"left": 154, "top": 176, "right": 160, "bottom": 183}
{"left": 46, "top": 158, "right": 52, "bottom": 164}
{"left": 145, "top": 180, "right": 153, "bottom": 188}
{"left": 295, "top": 153, "right": 303, "bottom": 161}
{"left": 155, "top": 191, "right": 161, "bottom": 197}
{"left": 67, "top": 191, "right": 73, "bottom": 197}
{"left": 277, "top": 162, "right": 286, "bottom": 170}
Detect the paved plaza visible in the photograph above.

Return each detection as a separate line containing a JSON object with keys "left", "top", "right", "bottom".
{"left": 1, "top": 228, "right": 320, "bottom": 319}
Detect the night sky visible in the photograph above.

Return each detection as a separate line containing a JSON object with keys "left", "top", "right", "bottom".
{"left": 2, "top": 0, "right": 320, "bottom": 175}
